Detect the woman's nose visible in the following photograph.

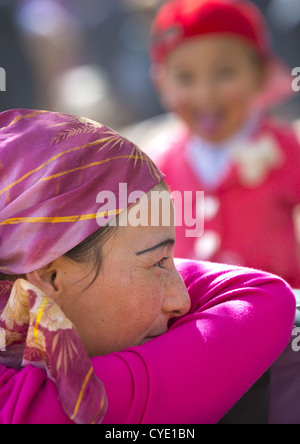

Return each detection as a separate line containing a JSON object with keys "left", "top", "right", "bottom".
{"left": 162, "top": 270, "right": 191, "bottom": 318}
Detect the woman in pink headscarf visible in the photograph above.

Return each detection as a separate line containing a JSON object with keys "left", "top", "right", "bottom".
{"left": 0, "top": 109, "right": 296, "bottom": 424}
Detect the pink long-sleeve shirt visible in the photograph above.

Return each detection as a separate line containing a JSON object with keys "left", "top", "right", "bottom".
{"left": 0, "top": 260, "right": 296, "bottom": 424}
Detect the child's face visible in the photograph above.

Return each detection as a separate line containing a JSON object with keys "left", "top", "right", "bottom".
{"left": 158, "top": 35, "right": 265, "bottom": 143}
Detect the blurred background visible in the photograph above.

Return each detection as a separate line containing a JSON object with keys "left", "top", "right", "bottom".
{"left": 0, "top": 0, "right": 299, "bottom": 132}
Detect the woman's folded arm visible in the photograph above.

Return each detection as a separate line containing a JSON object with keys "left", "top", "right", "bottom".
{"left": 0, "top": 261, "right": 296, "bottom": 424}
{"left": 96, "top": 260, "right": 296, "bottom": 424}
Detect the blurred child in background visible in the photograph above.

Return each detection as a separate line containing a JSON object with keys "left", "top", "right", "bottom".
{"left": 148, "top": 0, "right": 300, "bottom": 288}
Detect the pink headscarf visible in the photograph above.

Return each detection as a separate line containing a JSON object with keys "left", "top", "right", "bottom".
{"left": 0, "top": 109, "right": 165, "bottom": 424}
{"left": 0, "top": 109, "right": 165, "bottom": 275}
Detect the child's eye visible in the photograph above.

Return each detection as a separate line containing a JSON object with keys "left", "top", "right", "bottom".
{"left": 175, "top": 72, "right": 195, "bottom": 86}
{"left": 154, "top": 258, "right": 168, "bottom": 269}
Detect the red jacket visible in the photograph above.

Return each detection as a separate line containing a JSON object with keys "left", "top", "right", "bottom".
{"left": 151, "top": 118, "right": 300, "bottom": 288}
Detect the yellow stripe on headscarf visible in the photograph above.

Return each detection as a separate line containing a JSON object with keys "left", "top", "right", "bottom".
{"left": 0, "top": 209, "right": 123, "bottom": 226}
{"left": 70, "top": 366, "right": 94, "bottom": 421}
{"left": 0, "top": 137, "right": 116, "bottom": 197}
{"left": 0, "top": 110, "right": 48, "bottom": 132}
{"left": 33, "top": 297, "right": 50, "bottom": 363}
{"left": 39, "top": 155, "right": 147, "bottom": 182}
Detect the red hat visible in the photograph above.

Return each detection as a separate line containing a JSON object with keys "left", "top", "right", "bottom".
{"left": 150, "top": 0, "right": 293, "bottom": 109}
{"left": 150, "top": 0, "right": 271, "bottom": 63}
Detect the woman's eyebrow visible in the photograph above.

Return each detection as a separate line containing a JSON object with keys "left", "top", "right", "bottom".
{"left": 136, "top": 239, "right": 175, "bottom": 256}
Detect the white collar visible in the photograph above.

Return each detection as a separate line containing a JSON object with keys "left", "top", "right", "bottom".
{"left": 185, "top": 114, "right": 261, "bottom": 189}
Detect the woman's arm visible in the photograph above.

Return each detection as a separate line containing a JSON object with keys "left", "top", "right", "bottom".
{"left": 0, "top": 365, "right": 73, "bottom": 424}
{"left": 0, "top": 261, "right": 296, "bottom": 424}
{"left": 96, "top": 260, "right": 295, "bottom": 424}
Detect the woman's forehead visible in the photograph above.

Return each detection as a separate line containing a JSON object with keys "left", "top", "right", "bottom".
{"left": 109, "top": 197, "right": 175, "bottom": 254}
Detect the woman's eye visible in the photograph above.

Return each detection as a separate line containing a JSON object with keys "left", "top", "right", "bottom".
{"left": 154, "top": 258, "right": 168, "bottom": 269}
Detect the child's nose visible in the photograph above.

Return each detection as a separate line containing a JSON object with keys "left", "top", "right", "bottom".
{"left": 193, "top": 81, "right": 216, "bottom": 107}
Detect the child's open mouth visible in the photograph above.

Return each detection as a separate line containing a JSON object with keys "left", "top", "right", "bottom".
{"left": 196, "top": 111, "right": 225, "bottom": 136}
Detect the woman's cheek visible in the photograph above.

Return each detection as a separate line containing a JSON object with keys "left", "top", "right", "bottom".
{"left": 140, "top": 275, "right": 164, "bottom": 314}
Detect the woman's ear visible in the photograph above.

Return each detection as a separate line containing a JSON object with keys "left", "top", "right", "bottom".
{"left": 26, "top": 265, "right": 58, "bottom": 298}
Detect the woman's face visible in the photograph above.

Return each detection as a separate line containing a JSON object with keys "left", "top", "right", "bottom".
{"left": 40, "top": 188, "right": 191, "bottom": 357}
{"left": 158, "top": 35, "right": 265, "bottom": 143}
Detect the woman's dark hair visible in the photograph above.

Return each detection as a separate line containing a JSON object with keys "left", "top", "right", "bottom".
{"left": 0, "top": 181, "right": 170, "bottom": 285}
{"left": 64, "top": 181, "right": 170, "bottom": 287}
{"left": 0, "top": 223, "right": 118, "bottom": 286}
{"left": 64, "top": 222, "right": 118, "bottom": 288}
{"left": 0, "top": 273, "right": 16, "bottom": 282}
